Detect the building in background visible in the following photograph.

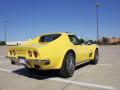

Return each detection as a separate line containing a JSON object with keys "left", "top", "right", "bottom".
{"left": 100, "top": 37, "right": 120, "bottom": 45}
{"left": 109, "top": 37, "right": 120, "bottom": 44}
{"left": 6, "top": 41, "right": 27, "bottom": 45}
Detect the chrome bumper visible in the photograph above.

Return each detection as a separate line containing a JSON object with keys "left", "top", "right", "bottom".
{"left": 6, "top": 56, "right": 50, "bottom": 65}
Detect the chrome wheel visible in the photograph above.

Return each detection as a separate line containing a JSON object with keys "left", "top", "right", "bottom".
{"left": 60, "top": 52, "right": 75, "bottom": 78}
{"left": 66, "top": 54, "right": 75, "bottom": 74}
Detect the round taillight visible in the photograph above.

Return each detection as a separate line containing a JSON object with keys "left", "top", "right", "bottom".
{"left": 34, "top": 51, "right": 38, "bottom": 58}
{"left": 28, "top": 51, "right": 32, "bottom": 57}
{"left": 13, "top": 50, "right": 16, "bottom": 55}
{"left": 9, "top": 50, "right": 12, "bottom": 55}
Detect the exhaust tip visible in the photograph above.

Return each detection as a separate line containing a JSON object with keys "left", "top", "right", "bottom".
{"left": 11, "top": 61, "right": 16, "bottom": 65}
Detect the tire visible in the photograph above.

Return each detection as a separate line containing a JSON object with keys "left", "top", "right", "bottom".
{"left": 91, "top": 49, "right": 99, "bottom": 65}
{"left": 59, "top": 52, "right": 75, "bottom": 78}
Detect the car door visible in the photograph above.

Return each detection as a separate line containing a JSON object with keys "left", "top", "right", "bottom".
{"left": 80, "top": 44, "right": 90, "bottom": 60}
{"left": 68, "top": 35, "right": 90, "bottom": 63}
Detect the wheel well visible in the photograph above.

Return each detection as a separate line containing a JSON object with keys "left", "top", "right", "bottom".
{"left": 66, "top": 49, "right": 76, "bottom": 60}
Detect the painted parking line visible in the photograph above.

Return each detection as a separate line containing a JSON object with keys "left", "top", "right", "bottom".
{"left": 97, "top": 63, "right": 113, "bottom": 67}
{"left": 50, "top": 78, "right": 116, "bottom": 90}
{"left": 0, "top": 68, "right": 11, "bottom": 73}
{"left": 0, "top": 68, "right": 116, "bottom": 90}
{"left": 100, "top": 58, "right": 112, "bottom": 60}
{"left": 0, "top": 56, "right": 9, "bottom": 63}
{"left": 0, "top": 56, "right": 6, "bottom": 58}
{"left": 0, "top": 61, "right": 10, "bottom": 63}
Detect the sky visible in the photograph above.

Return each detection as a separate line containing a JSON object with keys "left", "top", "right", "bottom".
{"left": 0, "top": 0, "right": 120, "bottom": 41}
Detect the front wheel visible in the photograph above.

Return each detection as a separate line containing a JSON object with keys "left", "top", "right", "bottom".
{"left": 90, "top": 49, "right": 99, "bottom": 65}
{"left": 59, "top": 52, "right": 75, "bottom": 78}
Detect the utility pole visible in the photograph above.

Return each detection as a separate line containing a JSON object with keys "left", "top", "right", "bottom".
{"left": 4, "top": 21, "right": 7, "bottom": 44}
{"left": 96, "top": 2, "right": 100, "bottom": 44}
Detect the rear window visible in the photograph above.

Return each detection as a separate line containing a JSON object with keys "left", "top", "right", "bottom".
{"left": 39, "top": 34, "right": 61, "bottom": 42}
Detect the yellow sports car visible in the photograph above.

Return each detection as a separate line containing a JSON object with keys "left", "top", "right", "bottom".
{"left": 7, "top": 32, "right": 99, "bottom": 78}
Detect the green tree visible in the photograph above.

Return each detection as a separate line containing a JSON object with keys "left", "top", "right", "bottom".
{"left": 102, "top": 37, "right": 109, "bottom": 45}
{"left": 79, "top": 38, "right": 84, "bottom": 44}
{"left": 0, "top": 41, "right": 6, "bottom": 45}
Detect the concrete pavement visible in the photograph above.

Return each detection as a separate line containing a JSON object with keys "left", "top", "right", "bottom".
{"left": 0, "top": 46, "right": 119, "bottom": 90}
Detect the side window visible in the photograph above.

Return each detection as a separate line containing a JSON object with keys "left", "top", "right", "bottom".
{"left": 68, "top": 35, "right": 79, "bottom": 45}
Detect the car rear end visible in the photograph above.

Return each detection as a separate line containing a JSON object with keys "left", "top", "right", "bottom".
{"left": 7, "top": 46, "right": 50, "bottom": 70}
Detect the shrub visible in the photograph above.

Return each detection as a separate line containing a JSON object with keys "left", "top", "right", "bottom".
{"left": 0, "top": 41, "right": 6, "bottom": 45}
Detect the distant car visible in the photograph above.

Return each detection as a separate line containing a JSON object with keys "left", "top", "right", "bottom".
{"left": 6, "top": 32, "right": 99, "bottom": 78}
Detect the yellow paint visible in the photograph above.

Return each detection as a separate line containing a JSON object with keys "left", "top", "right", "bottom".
{"left": 7, "top": 32, "right": 98, "bottom": 70}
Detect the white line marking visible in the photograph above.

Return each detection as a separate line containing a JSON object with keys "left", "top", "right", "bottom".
{"left": 50, "top": 78, "right": 116, "bottom": 90}
{"left": 100, "top": 58, "right": 112, "bottom": 60}
{"left": 0, "top": 68, "right": 12, "bottom": 73}
{"left": 97, "top": 64, "right": 113, "bottom": 67}
{"left": 0, "top": 68, "right": 116, "bottom": 90}
{"left": 0, "top": 61, "right": 10, "bottom": 63}
{"left": 0, "top": 56, "right": 6, "bottom": 58}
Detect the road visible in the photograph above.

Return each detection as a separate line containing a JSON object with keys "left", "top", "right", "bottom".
{"left": 0, "top": 46, "right": 120, "bottom": 90}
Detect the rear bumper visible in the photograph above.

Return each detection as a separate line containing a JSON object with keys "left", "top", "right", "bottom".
{"left": 6, "top": 56, "right": 50, "bottom": 67}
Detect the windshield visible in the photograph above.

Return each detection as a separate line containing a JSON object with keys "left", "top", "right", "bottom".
{"left": 39, "top": 34, "right": 61, "bottom": 42}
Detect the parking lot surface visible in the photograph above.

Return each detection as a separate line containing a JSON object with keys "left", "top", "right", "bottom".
{"left": 0, "top": 46, "right": 120, "bottom": 90}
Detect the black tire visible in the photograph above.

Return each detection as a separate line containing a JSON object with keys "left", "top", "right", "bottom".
{"left": 59, "top": 51, "right": 75, "bottom": 78}
{"left": 91, "top": 49, "right": 99, "bottom": 65}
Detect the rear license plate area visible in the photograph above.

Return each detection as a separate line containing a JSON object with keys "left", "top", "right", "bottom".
{"left": 19, "top": 57, "right": 26, "bottom": 64}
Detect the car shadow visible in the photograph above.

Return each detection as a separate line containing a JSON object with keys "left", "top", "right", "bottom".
{"left": 75, "top": 62, "right": 90, "bottom": 70}
{"left": 12, "top": 62, "right": 91, "bottom": 80}
{"left": 12, "top": 68, "right": 60, "bottom": 80}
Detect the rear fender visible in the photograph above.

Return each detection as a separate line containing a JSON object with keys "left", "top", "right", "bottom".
{"left": 55, "top": 49, "right": 75, "bottom": 69}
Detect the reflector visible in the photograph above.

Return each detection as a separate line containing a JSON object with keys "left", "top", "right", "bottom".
{"left": 28, "top": 51, "right": 32, "bottom": 57}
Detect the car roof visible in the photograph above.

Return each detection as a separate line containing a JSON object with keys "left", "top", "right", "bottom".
{"left": 39, "top": 32, "right": 75, "bottom": 36}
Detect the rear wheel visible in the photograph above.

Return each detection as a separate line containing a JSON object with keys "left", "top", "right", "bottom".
{"left": 91, "top": 49, "right": 99, "bottom": 65}
{"left": 59, "top": 52, "right": 75, "bottom": 78}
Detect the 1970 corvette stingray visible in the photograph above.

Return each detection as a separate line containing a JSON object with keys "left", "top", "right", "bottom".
{"left": 7, "top": 32, "right": 99, "bottom": 78}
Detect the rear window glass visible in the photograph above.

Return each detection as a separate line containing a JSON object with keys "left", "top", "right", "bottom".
{"left": 39, "top": 34, "right": 61, "bottom": 42}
